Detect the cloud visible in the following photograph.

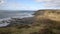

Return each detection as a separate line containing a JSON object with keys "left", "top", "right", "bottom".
{"left": 35, "top": 0, "right": 51, "bottom": 2}
{"left": 0, "top": 0, "right": 34, "bottom": 10}
{"left": 0, "top": 1, "right": 32, "bottom": 10}
{"left": 0, "top": 0, "right": 5, "bottom": 5}
{"left": 4, "top": 3, "right": 23, "bottom": 10}
{"left": 0, "top": 0, "right": 23, "bottom": 10}
{"left": 35, "top": 0, "right": 60, "bottom": 8}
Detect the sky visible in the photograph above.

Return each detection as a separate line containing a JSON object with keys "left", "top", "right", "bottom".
{"left": 0, "top": 0, "right": 60, "bottom": 10}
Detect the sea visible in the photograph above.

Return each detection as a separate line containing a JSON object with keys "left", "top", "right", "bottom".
{"left": 0, "top": 10, "right": 35, "bottom": 27}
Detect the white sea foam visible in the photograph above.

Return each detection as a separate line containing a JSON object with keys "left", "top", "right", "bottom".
{"left": 0, "top": 17, "right": 11, "bottom": 21}
{"left": 0, "top": 22, "right": 10, "bottom": 27}
{"left": 0, "top": 11, "right": 34, "bottom": 27}
{"left": 11, "top": 14, "right": 34, "bottom": 18}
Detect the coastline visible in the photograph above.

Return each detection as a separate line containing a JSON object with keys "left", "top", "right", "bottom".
{"left": 0, "top": 15, "right": 34, "bottom": 27}
{"left": 0, "top": 10, "right": 60, "bottom": 34}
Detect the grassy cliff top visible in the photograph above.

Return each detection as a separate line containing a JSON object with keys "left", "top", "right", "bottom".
{"left": 34, "top": 10, "right": 60, "bottom": 21}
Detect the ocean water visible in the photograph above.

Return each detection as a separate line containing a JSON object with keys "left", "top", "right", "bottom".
{"left": 0, "top": 11, "right": 34, "bottom": 19}
{"left": 0, "top": 11, "right": 35, "bottom": 27}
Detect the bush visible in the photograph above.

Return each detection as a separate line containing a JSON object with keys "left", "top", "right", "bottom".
{"left": 0, "top": 28, "right": 12, "bottom": 34}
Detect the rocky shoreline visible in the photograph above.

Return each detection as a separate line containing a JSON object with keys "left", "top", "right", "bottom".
{"left": 0, "top": 17, "right": 35, "bottom": 27}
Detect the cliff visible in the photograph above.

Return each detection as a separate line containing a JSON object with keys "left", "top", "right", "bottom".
{"left": 33, "top": 10, "right": 60, "bottom": 34}
{"left": 34, "top": 10, "right": 60, "bottom": 21}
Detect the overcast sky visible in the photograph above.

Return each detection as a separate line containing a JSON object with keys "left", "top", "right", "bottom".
{"left": 0, "top": 0, "right": 60, "bottom": 10}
